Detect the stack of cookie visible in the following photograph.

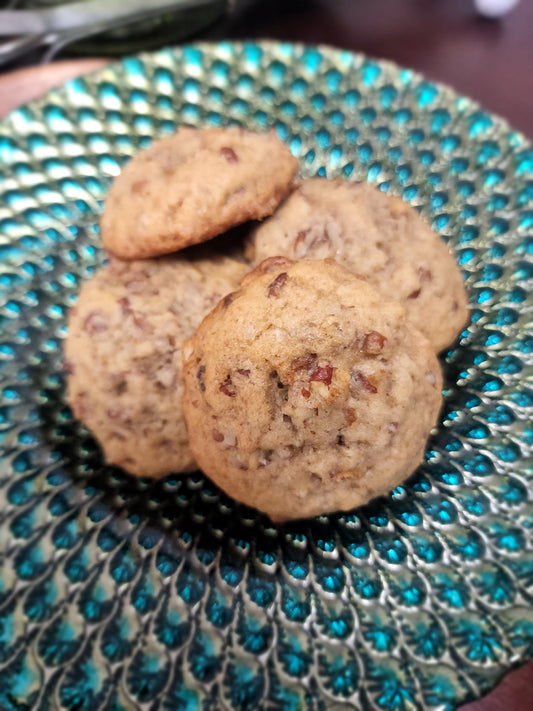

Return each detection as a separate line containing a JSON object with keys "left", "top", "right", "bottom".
{"left": 65, "top": 127, "right": 468, "bottom": 522}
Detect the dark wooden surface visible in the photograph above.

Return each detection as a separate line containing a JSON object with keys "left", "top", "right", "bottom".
{"left": 228, "top": 0, "right": 533, "bottom": 139}
{"left": 0, "top": 2, "right": 531, "bottom": 709}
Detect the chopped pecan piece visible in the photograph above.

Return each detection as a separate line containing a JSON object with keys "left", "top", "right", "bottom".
{"left": 63, "top": 359, "right": 75, "bottom": 375}
{"left": 222, "top": 292, "right": 236, "bottom": 309}
{"left": 118, "top": 296, "right": 133, "bottom": 316}
{"left": 113, "top": 378, "right": 127, "bottom": 396}
{"left": 131, "top": 180, "right": 148, "bottom": 196}
{"left": 197, "top": 365, "right": 206, "bottom": 392}
{"left": 310, "top": 364, "right": 333, "bottom": 386}
{"left": 418, "top": 267, "right": 433, "bottom": 282}
{"left": 294, "top": 229, "right": 310, "bottom": 250}
{"left": 242, "top": 256, "right": 294, "bottom": 287}
{"left": 84, "top": 311, "right": 107, "bottom": 335}
{"left": 220, "top": 146, "right": 239, "bottom": 163}
{"left": 132, "top": 313, "right": 147, "bottom": 330}
{"left": 125, "top": 278, "right": 144, "bottom": 294}
{"left": 352, "top": 371, "right": 377, "bottom": 394}
{"left": 362, "top": 331, "right": 386, "bottom": 355}
{"left": 219, "top": 376, "right": 236, "bottom": 397}
{"left": 310, "top": 229, "right": 332, "bottom": 248}
{"left": 344, "top": 407, "right": 357, "bottom": 425}
{"left": 267, "top": 272, "right": 288, "bottom": 298}
{"left": 291, "top": 352, "right": 317, "bottom": 373}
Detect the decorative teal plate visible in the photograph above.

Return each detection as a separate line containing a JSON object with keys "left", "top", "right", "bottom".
{"left": 0, "top": 41, "right": 532, "bottom": 710}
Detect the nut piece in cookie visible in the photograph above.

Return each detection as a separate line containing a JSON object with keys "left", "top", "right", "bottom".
{"left": 101, "top": 127, "right": 299, "bottom": 260}
{"left": 182, "top": 258, "right": 443, "bottom": 522}
{"left": 65, "top": 254, "right": 247, "bottom": 478}
{"left": 247, "top": 179, "right": 469, "bottom": 352}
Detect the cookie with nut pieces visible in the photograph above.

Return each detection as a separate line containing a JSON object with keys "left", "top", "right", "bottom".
{"left": 101, "top": 127, "right": 299, "bottom": 259}
{"left": 65, "top": 253, "right": 247, "bottom": 477}
{"left": 246, "top": 179, "right": 469, "bottom": 352}
{"left": 182, "top": 257, "right": 443, "bottom": 521}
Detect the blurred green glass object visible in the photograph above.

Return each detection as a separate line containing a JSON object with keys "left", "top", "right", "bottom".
{"left": 0, "top": 0, "right": 246, "bottom": 56}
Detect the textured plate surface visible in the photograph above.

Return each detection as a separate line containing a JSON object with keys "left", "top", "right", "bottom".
{"left": 0, "top": 41, "right": 532, "bottom": 710}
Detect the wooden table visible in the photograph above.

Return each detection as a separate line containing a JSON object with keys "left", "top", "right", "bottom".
{"left": 0, "top": 1, "right": 531, "bottom": 708}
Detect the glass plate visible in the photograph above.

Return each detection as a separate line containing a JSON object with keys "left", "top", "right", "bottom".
{"left": 0, "top": 41, "right": 532, "bottom": 710}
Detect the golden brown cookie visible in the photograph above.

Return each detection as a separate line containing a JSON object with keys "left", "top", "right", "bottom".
{"left": 101, "top": 127, "right": 299, "bottom": 259}
{"left": 182, "top": 258, "right": 443, "bottom": 521}
{"left": 65, "top": 254, "right": 247, "bottom": 478}
{"left": 246, "top": 179, "right": 469, "bottom": 352}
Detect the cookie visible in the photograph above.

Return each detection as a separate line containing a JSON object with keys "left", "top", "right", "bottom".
{"left": 65, "top": 254, "right": 247, "bottom": 478}
{"left": 101, "top": 127, "right": 299, "bottom": 260}
{"left": 246, "top": 179, "right": 469, "bottom": 352}
{"left": 182, "top": 258, "right": 443, "bottom": 522}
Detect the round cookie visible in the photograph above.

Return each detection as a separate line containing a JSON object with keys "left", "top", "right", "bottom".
{"left": 65, "top": 254, "right": 247, "bottom": 478}
{"left": 101, "top": 127, "right": 299, "bottom": 260}
{"left": 246, "top": 179, "right": 469, "bottom": 352}
{"left": 182, "top": 258, "right": 443, "bottom": 522}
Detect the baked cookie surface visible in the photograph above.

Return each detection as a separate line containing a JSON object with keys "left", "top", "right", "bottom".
{"left": 65, "top": 254, "right": 247, "bottom": 478}
{"left": 247, "top": 179, "right": 468, "bottom": 352}
{"left": 101, "top": 127, "right": 299, "bottom": 259}
{"left": 182, "top": 258, "right": 443, "bottom": 521}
